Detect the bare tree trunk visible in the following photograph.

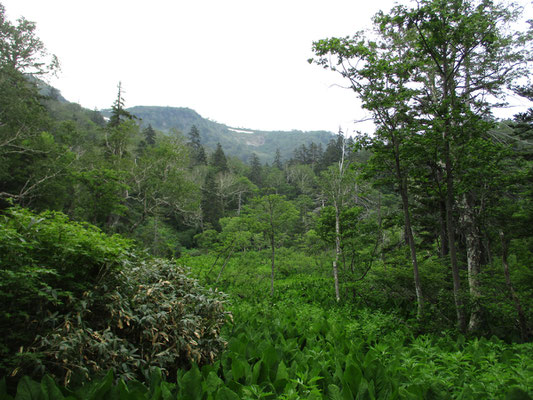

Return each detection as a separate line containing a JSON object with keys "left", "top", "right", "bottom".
{"left": 461, "top": 193, "right": 483, "bottom": 332}
{"left": 399, "top": 187, "right": 424, "bottom": 319}
{"left": 439, "top": 199, "right": 448, "bottom": 257}
{"left": 333, "top": 201, "right": 341, "bottom": 302}
{"left": 270, "top": 233, "right": 275, "bottom": 297}
{"left": 444, "top": 141, "right": 466, "bottom": 332}
{"left": 392, "top": 136, "right": 424, "bottom": 319}
{"left": 500, "top": 231, "right": 528, "bottom": 341}
{"left": 377, "top": 192, "right": 385, "bottom": 265}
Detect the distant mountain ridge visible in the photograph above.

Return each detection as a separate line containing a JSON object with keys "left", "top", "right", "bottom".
{"left": 102, "top": 106, "right": 334, "bottom": 163}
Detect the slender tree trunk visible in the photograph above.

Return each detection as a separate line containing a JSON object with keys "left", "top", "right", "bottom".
{"left": 462, "top": 193, "right": 483, "bottom": 332}
{"left": 399, "top": 185, "right": 424, "bottom": 319}
{"left": 392, "top": 136, "right": 424, "bottom": 318}
{"left": 270, "top": 233, "right": 275, "bottom": 297}
{"left": 500, "top": 231, "right": 528, "bottom": 341}
{"left": 461, "top": 56, "right": 483, "bottom": 333}
{"left": 378, "top": 192, "right": 385, "bottom": 265}
{"left": 331, "top": 136, "right": 347, "bottom": 303}
{"left": 444, "top": 139, "right": 466, "bottom": 332}
{"left": 216, "top": 245, "right": 235, "bottom": 283}
{"left": 333, "top": 201, "right": 341, "bottom": 302}
{"left": 441, "top": 63, "right": 466, "bottom": 331}
{"left": 439, "top": 199, "right": 448, "bottom": 257}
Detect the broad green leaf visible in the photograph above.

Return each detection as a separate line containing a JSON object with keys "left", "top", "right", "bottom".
{"left": 231, "top": 358, "right": 246, "bottom": 382}
{"left": 205, "top": 371, "right": 223, "bottom": 394}
{"left": 341, "top": 385, "right": 354, "bottom": 400}
{"left": 40, "top": 376, "right": 64, "bottom": 400}
{"left": 355, "top": 377, "right": 370, "bottom": 400}
{"left": 262, "top": 344, "right": 278, "bottom": 370}
{"left": 179, "top": 365, "right": 203, "bottom": 400}
{"left": 160, "top": 382, "right": 176, "bottom": 400}
{"left": 125, "top": 381, "right": 149, "bottom": 397}
{"left": 275, "top": 361, "right": 289, "bottom": 382}
{"left": 15, "top": 376, "right": 41, "bottom": 400}
{"left": 343, "top": 363, "right": 362, "bottom": 395}
{"left": 252, "top": 360, "right": 265, "bottom": 384}
{"left": 149, "top": 367, "right": 163, "bottom": 390}
{"left": 86, "top": 370, "right": 113, "bottom": 400}
{"left": 215, "top": 387, "right": 240, "bottom": 400}
{"left": 107, "top": 379, "right": 128, "bottom": 400}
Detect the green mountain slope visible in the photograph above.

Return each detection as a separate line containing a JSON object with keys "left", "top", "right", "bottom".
{"left": 108, "top": 106, "right": 334, "bottom": 163}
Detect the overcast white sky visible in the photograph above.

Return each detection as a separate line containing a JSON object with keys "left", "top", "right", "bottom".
{"left": 2, "top": 0, "right": 532, "bottom": 133}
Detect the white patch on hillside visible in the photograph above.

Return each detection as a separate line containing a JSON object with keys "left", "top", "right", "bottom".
{"left": 228, "top": 128, "right": 254, "bottom": 134}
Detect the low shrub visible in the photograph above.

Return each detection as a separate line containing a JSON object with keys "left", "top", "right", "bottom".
{"left": 27, "top": 259, "right": 229, "bottom": 385}
{"left": 0, "top": 206, "right": 229, "bottom": 386}
{"left": 0, "top": 206, "right": 134, "bottom": 376}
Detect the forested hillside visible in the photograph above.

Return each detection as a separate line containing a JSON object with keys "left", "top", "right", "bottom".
{"left": 1, "top": 0, "right": 532, "bottom": 399}
{"left": 100, "top": 105, "right": 334, "bottom": 164}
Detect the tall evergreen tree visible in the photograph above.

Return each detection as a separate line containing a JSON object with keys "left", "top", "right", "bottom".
{"left": 143, "top": 124, "right": 156, "bottom": 146}
{"left": 201, "top": 169, "right": 222, "bottom": 231}
{"left": 187, "top": 125, "right": 207, "bottom": 166}
{"left": 248, "top": 153, "right": 263, "bottom": 187}
{"left": 273, "top": 148, "right": 283, "bottom": 170}
{"left": 108, "top": 82, "right": 135, "bottom": 128}
{"left": 318, "top": 134, "right": 344, "bottom": 171}
{"left": 211, "top": 143, "right": 228, "bottom": 173}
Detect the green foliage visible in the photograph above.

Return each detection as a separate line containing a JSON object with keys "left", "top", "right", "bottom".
{"left": 211, "top": 143, "right": 229, "bottom": 174}
{"left": 73, "top": 168, "right": 129, "bottom": 226}
{"left": 100, "top": 106, "right": 334, "bottom": 163}
{"left": 187, "top": 125, "right": 207, "bottom": 166}
{"left": 1, "top": 2, "right": 533, "bottom": 398}
{"left": 202, "top": 169, "right": 223, "bottom": 231}
{"left": 0, "top": 206, "right": 229, "bottom": 387}
{"left": 107, "top": 82, "right": 135, "bottom": 128}
{"left": 0, "top": 4, "right": 59, "bottom": 76}
{"left": 4, "top": 242, "right": 533, "bottom": 399}
{"left": 0, "top": 206, "right": 135, "bottom": 376}
{"left": 29, "top": 259, "right": 229, "bottom": 384}
{"left": 130, "top": 217, "right": 182, "bottom": 258}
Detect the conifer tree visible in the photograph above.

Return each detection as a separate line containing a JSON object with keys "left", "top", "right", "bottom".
{"left": 211, "top": 143, "right": 228, "bottom": 173}
{"left": 108, "top": 82, "right": 135, "bottom": 128}
{"left": 201, "top": 169, "right": 222, "bottom": 230}
{"left": 187, "top": 125, "right": 207, "bottom": 166}
{"left": 248, "top": 153, "right": 263, "bottom": 187}
{"left": 143, "top": 124, "right": 156, "bottom": 146}
{"left": 273, "top": 148, "right": 283, "bottom": 170}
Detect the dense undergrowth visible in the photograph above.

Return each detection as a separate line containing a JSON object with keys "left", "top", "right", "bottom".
{"left": 1, "top": 209, "right": 532, "bottom": 399}
{"left": 3, "top": 298, "right": 532, "bottom": 399}
{"left": 180, "top": 251, "right": 533, "bottom": 399}
{"left": 0, "top": 207, "right": 228, "bottom": 392}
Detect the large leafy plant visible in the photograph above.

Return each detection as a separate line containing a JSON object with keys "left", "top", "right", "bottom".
{"left": 0, "top": 206, "right": 229, "bottom": 385}
{"left": 29, "top": 259, "right": 229, "bottom": 385}
{"left": 0, "top": 206, "right": 134, "bottom": 375}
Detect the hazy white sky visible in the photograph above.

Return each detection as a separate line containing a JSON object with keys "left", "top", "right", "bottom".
{"left": 2, "top": 0, "right": 532, "bottom": 133}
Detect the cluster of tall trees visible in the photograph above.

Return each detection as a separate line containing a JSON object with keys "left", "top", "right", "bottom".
{"left": 311, "top": 0, "right": 532, "bottom": 335}
{"left": 1, "top": 0, "right": 532, "bottom": 340}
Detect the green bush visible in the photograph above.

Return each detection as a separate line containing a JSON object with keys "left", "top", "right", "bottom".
{"left": 28, "top": 259, "right": 229, "bottom": 385}
{"left": 0, "top": 206, "right": 134, "bottom": 376}
{"left": 0, "top": 206, "right": 229, "bottom": 385}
